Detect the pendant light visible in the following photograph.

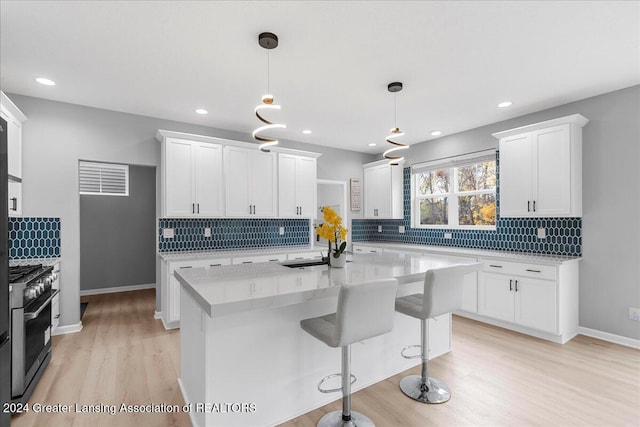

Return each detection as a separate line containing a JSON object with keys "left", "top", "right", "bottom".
{"left": 252, "top": 32, "right": 286, "bottom": 152}
{"left": 383, "top": 81, "right": 408, "bottom": 165}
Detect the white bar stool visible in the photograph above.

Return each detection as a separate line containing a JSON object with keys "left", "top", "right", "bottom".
{"left": 395, "top": 263, "right": 480, "bottom": 404}
{"left": 300, "top": 278, "right": 399, "bottom": 427}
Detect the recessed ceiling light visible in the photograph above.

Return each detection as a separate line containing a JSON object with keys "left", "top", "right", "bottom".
{"left": 302, "top": 130, "right": 312, "bottom": 134}
{"left": 195, "top": 109, "right": 208, "bottom": 115}
{"left": 430, "top": 130, "right": 442, "bottom": 137}
{"left": 497, "top": 101, "right": 512, "bottom": 108}
{"left": 35, "top": 77, "right": 55, "bottom": 86}
{"left": 368, "top": 143, "right": 377, "bottom": 147}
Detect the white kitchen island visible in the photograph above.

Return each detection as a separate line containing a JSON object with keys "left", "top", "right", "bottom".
{"left": 174, "top": 252, "right": 467, "bottom": 427}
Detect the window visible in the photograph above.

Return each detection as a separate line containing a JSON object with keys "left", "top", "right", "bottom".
{"left": 412, "top": 151, "right": 496, "bottom": 229}
{"left": 79, "top": 161, "right": 129, "bottom": 196}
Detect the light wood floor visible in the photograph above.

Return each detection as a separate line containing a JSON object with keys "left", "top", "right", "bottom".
{"left": 11, "top": 289, "right": 640, "bottom": 427}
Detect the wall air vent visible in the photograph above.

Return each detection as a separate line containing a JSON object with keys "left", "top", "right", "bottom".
{"left": 79, "top": 161, "right": 129, "bottom": 196}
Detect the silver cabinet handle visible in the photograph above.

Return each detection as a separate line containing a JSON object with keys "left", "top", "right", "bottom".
{"left": 489, "top": 264, "right": 503, "bottom": 268}
{"left": 179, "top": 266, "right": 193, "bottom": 269}
{"left": 197, "top": 203, "right": 200, "bottom": 214}
{"left": 10, "top": 197, "right": 17, "bottom": 211}
{"left": 210, "top": 263, "right": 222, "bottom": 267}
{"left": 300, "top": 206, "right": 302, "bottom": 215}
{"left": 192, "top": 203, "right": 195, "bottom": 214}
{"left": 525, "top": 269, "right": 541, "bottom": 273}
{"left": 533, "top": 201, "right": 536, "bottom": 212}
{"left": 242, "top": 261, "right": 253, "bottom": 264}
{"left": 249, "top": 205, "right": 252, "bottom": 214}
{"left": 509, "top": 279, "right": 513, "bottom": 291}
{"left": 515, "top": 280, "right": 519, "bottom": 292}
{"left": 527, "top": 201, "right": 530, "bottom": 212}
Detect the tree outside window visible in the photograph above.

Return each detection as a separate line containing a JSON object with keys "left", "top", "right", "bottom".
{"left": 413, "top": 158, "right": 496, "bottom": 229}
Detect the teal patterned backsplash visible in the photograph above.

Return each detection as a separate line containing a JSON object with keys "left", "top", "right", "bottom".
{"left": 351, "top": 166, "right": 581, "bottom": 257}
{"left": 158, "top": 218, "right": 310, "bottom": 252}
{"left": 9, "top": 217, "right": 62, "bottom": 259}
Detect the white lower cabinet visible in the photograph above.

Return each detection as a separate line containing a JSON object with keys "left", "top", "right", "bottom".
{"left": 161, "top": 258, "right": 231, "bottom": 329}
{"left": 353, "top": 243, "right": 578, "bottom": 344}
{"left": 477, "top": 257, "right": 576, "bottom": 342}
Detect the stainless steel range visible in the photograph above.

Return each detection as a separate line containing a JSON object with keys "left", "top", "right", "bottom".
{"left": 9, "top": 264, "right": 59, "bottom": 404}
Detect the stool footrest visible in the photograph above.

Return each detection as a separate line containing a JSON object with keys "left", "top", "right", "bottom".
{"left": 317, "top": 373, "right": 357, "bottom": 394}
{"left": 401, "top": 344, "right": 422, "bottom": 359}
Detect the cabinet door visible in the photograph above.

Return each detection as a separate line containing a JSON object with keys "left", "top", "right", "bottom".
{"left": 363, "top": 167, "right": 378, "bottom": 218}
{"left": 478, "top": 272, "right": 514, "bottom": 322}
{"left": 194, "top": 143, "right": 224, "bottom": 216}
{"left": 364, "top": 165, "right": 390, "bottom": 218}
{"left": 8, "top": 181, "right": 21, "bottom": 217}
{"left": 0, "top": 109, "right": 21, "bottom": 179}
{"left": 165, "top": 138, "right": 195, "bottom": 216}
{"left": 461, "top": 270, "right": 478, "bottom": 313}
{"left": 499, "top": 133, "right": 533, "bottom": 217}
{"left": 296, "top": 156, "right": 317, "bottom": 218}
{"left": 514, "top": 277, "right": 557, "bottom": 333}
{"left": 250, "top": 150, "right": 277, "bottom": 217}
{"left": 168, "top": 273, "right": 182, "bottom": 323}
{"left": 278, "top": 154, "right": 298, "bottom": 217}
{"left": 533, "top": 124, "right": 571, "bottom": 216}
{"left": 224, "top": 146, "right": 251, "bottom": 216}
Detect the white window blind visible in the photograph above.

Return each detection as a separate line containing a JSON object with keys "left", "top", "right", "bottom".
{"left": 79, "top": 161, "right": 129, "bottom": 196}
{"left": 411, "top": 149, "right": 497, "bottom": 174}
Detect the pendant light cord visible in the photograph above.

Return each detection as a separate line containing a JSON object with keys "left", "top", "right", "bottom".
{"left": 394, "top": 92, "right": 397, "bottom": 128}
{"left": 267, "top": 50, "right": 270, "bottom": 95}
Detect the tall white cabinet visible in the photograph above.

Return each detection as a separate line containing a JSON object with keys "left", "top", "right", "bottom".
{"left": 1, "top": 91, "right": 26, "bottom": 217}
{"left": 224, "top": 146, "right": 277, "bottom": 217}
{"left": 162, "top": 137, "right": 224, "bottom": 217}
{"left": 363, "top": 160, "right": 403, "bottom": 219}
{"left": 494, "top": 114, "right": 588, "bottom": 217}
{"left": 278, "top": 153, "right": 318, "bottom": 218}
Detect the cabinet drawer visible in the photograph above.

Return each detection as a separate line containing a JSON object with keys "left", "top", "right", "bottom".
{"left": 287, "top": 251, "right": 326, "bottom": 261}
{"left": 171, "top": 258, "right": 231, "bottom": 271}
{"left": 232, "top": 254, "right": 286, "bottom": 265}
{"left": 482, "top": 259, "right": 556, "bottom": 280}
{"left": 352, "top": 245, "right": 382, "bottom": 254}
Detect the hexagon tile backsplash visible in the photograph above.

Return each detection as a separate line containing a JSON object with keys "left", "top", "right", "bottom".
{"left": 351, "top": 167, "right": 582, "bottom": 257}
{"left": 9, "top": 217, "right": 61, "bottom": 259}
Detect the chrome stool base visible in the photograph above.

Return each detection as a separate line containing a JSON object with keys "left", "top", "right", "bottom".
{"left": 317, "top": 410, "right": 375, "bottom": 427}
{"left": 399, "top": 375, "right": 451, "bottom": 404}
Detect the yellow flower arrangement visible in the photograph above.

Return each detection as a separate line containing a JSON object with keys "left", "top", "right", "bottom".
{"left": 317, "top": 206, "right": 348, "bottom": 259}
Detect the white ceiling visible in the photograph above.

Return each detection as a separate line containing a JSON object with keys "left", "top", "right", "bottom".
{"left": 1, "top": 1, "right": 638, "bottom": 154}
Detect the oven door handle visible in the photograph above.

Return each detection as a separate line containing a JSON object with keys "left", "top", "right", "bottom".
{"left": 24, "top": 289, "right": 59, "bottom": 320}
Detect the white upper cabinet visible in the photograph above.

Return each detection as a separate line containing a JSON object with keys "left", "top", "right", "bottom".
{"left": 1, "top": 92, "right": 27, "bottom": 217}
{"left": 363, "top": 160, "right": 403, "bottom": 219}
{"left": 162, "top": 137, "right": 224, "bottom": 217}
{"left": 493, "top": 114, "right": 588, "bottom": 218}
{"left": 225, "top": 146, "right": 277, "bottom": 217}
{"left": 278, "top": 153, "right": 317, "bottom": 218}
{"left": 157, "top": 130, "right": 320, "bottom": 219}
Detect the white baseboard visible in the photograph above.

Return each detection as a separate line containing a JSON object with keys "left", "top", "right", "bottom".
{"left": 577, "top": 326, "right": 640, "bottom": 349}
{"left": 52, "top": 321, "right": 83, "bottom": 336}
{"left": 154, "top": 311, "right": 162, "bottom": 320}
{"left": 80, "top": 283, "right": 155, "bottom": 296}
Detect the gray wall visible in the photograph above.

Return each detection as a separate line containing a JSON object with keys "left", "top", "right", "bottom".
{"left": 80, "top": 165, "right": 156, "bottom": 291}
{"left": 393, "top": 85, "right": 639, "bottom": 341}
{"left": 8, "top": 93, "right": 374, "bottom": 327}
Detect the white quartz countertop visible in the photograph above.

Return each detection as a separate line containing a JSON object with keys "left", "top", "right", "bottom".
{"left": 9, "top": 257, "right": 61, "bottom": 267}
{"left": 352, "top": 241, "right": 580, "bottom": 265}
{"left": 174, "top": 252, "right": 477, "bottom": 318}
{"left": 157, "top": 245, "right": 321, "bottom": 261}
